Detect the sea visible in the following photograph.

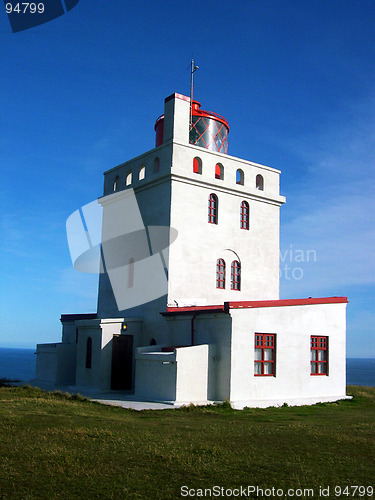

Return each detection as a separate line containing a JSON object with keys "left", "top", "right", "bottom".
{"left": 0, "top": 347, "right": 374, "bottom": 387}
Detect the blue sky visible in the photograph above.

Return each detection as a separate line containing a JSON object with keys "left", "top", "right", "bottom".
{"left": 1, "top": 0, "right": 374, "bottom": 356}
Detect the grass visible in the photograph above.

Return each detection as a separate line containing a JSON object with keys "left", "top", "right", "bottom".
{"left": 0, "top": 385, "right": 374, "bottom": 499}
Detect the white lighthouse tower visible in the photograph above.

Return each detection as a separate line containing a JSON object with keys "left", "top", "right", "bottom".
{"left": 36, "top": 92, "right": 349, "bottom": 409}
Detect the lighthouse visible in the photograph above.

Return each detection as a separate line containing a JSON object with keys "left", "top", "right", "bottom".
{"left": 36, "top": 92, "right": 349, "bottom": 409}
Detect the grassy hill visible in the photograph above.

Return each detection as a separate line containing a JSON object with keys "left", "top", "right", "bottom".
{"left": 0, "top": 385, "right": 374, "bottom": 499}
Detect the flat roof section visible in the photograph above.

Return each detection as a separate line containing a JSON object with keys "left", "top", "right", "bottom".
{"left": 163, "top": 297, "right": 348, "bottom": 315}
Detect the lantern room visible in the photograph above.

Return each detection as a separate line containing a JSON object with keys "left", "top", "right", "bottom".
{"left": 154, "top": 99, "right": 229, "bottom": 154}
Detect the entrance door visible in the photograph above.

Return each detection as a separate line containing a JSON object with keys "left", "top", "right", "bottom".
{"left": 111, "top": 335, "right": 133, "bottom": 390}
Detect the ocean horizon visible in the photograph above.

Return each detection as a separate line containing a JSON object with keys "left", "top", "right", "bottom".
{"left": 0, "top": 347, "right": 374, "bottom": 388}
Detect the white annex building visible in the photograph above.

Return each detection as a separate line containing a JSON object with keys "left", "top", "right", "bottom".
{"left": 36, "top": 93, "right": 349, "bottom": 408}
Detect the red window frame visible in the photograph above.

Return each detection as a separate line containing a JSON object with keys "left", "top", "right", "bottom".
{"left": 231, "top": 260, "right": 241, "bottom": 290}
{"left": 208, "top": 194, "right": 218, "bottom": 224}
{"left": 240, "top": 201, "right": 249, "bottom": 230}
{"left": 193, "top": 157, "right": 201, "bottom": 174}
{"left": 254, "top": 334, "right": 276, "bottom": 376}
{"left": 215, "top": 163, "right": 224, "bottom": 179}
{"left": 216, "top": 258, "right": 225, "bottom": 289}
{"left": 311, "top": 336, "right": 328, "bottom": 375}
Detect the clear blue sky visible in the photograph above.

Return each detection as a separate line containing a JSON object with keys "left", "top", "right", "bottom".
{"left": 1, "top": 1, "right": 374, "bottom": 356}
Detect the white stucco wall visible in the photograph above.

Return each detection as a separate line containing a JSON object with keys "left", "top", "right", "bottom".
{"left": 135, "top": 343, "right": 213, "bottom": 404}
{"left": 163, "top": 314, "right": 231, "bottom": 401}
{"left": 135, "top": 347, "right": 177, "bottom": 401}
{"left": 168, "top": 170, "right": 282, "bottom": 304}
{"left": 175, "top": 344, "right": 210, "bottom": 403}
{"left": 56, "top": 344, "right": 77, "bottom": 385}
{"left": 36, "top": 343, "right": 58, "bottom": 383}
{"left": 75, "top": 318, "right": 123, "bottom": 391}
{"left": 229, "top": 303, "right": 348, "bottom": 408}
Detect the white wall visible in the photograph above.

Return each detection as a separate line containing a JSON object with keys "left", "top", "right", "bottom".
{"left": 175, "top": 345, "right": 210, "bottom": 403}
{"left": 229, "top": 303, "right": 347, "bottom": 407}
{"left": 135, "top": 348, "right": 177, "bottom": 401}
{"left": 135, "top": 344, "right": 213, "bottom": 404}
{"left": 36, "top": 344, "right": 58, "bottom": 383}
{"left": 168, "top": 140, "right": 285, "bottom": 306}
{"left": 56, "top": 344, "right": 77, "bottom": 385}
{"left": 163, "top": 314, "right": 231, "bottom": 401}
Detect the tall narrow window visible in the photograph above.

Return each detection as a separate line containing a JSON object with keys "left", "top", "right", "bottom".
{"left": 311, "top": 336, "right": 328, "bottom": 375}
{"left": 256, "top": 174, "right": 264, "bottom": 191}
{"left": 215, "top": 163, "right": 224, "bottom": 180}
{"left": 240, "top": 201, "right": 249, "bottom": 230}
{"left": 86, "top": 337, "right": 92, "bottom": 369}
{"left": 216, "top": 258, "right": 225, "bottom": 289}
{"left": 236, "top": 169, "right": 244, "bottom": 185}
{"left": 153, "top": 157, "right": 160, "bottom": 173}
{"left": 254, "top": 334, "right": 276, "bottom": 376}
{"left": 208, "top": 194, "right": 218, "bottom": 224}
{"left": 126, "top": 171, "right": 132, "bottom": 186}
{"left": 113, "top": 175, "right": 119, "bottom": 192}
{"left": 193, "top": 157, "right": 202, "bottom": 174}
{"left": 128, "top": 258, "right": 134, "bottom": 288}
{"left": 231, "top": 260, "right": 241, "bottom": 290}
{"left": 139, "top": 165, "right": 145, "bottom": 180}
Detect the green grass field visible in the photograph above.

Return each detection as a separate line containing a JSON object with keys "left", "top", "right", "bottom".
{"left": 0, "top": 385, "right": 374, "bottom": 499}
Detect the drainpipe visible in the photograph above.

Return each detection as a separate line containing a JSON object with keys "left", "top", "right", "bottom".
{"left": 191, "top": 313, "right": 196, "bottom": 346}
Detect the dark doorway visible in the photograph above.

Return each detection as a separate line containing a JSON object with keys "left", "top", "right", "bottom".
{"left": 111, "top": 335, "right": 133, "bottom": 390}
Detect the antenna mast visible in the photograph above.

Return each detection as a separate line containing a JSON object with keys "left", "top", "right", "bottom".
{"left": 190, "top": 59, "right": 199, "bottom": 128}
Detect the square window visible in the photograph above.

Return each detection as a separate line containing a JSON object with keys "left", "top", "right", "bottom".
{"left": 254, "top": 333, "right": 276, "bottom": 376}
{"left": 311, "top": 336, "right": 328, "bottom": 376}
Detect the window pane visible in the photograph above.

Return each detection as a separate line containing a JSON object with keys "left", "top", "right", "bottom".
{"left": 318, "top": 350, "right": 326, "bottom": 361}
{"left": 264, "top": 348, "right": 273, "bottom": 361}
{"left": 311, "top": 362, "right": 317, "bottom": 374}
{"left": 254, "top": 348, "right": 262, "bottom": 361}
{"left": 264, "top": 362, "right": 273, "bottom": 375}
{"left": 311, "top": 350, "right": 317, "bottom": 361}
{"left": 254, "top": 362, "right": 262, "bottom": 374}
{"left": 318, "top": 363, "right": 327, "bottom": 374}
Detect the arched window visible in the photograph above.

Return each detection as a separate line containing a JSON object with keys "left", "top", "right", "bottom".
{"left": 240, "top": 201, "right": 249, "bottom": 230}
{"left": 126, "top": 171, "right": 132, "bottom": 186}
{"left": 193, "top": 157, "right": 202, "bottom": 174}
{"left": 236, "top": 169, "right": 244, "bottom": 185}
{"left": 113, "top": 175, "right": 119, "bottom": 192}
{"left": 153, "top": 157, "right": 160, "bottom": 174}
{"left": 139, "top": 165, "right": 145, "bottom": 181}
{"left": 256, "top": 174, "right": 264, "bottom": 191}
{"left": 215, "top": 163, "right": 224, "bottom": 180}
{"left": 86, "top": 337, "right": 92, "bottom": 369}
{"left": 216, "top": 259, "right": 226, "bottom": 289}
{"left": 231, "top": 260, "right": 241, "bottom": 291}
{"left": 208, "top": 194, "right": 218, "bottom": 224}
{"left": 128, "top": 258, "right": 134, "bottom": 288}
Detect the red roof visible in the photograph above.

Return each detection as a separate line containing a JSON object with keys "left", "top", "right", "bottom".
{"left": 164, "top": 297, "right": 348, "bottom": 315}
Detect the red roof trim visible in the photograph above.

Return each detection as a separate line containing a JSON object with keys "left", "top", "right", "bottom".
{"left": 163, "top": 297, "right": 348, "bottom": 315}
{"left": 191, "top": 100, "right": 230, "bottom": 130}
{"left": 228, "top": 297, "right": 348, "bottom": 309}
{"left": 166, "top": 305, "right": 226, "bottom": 314}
